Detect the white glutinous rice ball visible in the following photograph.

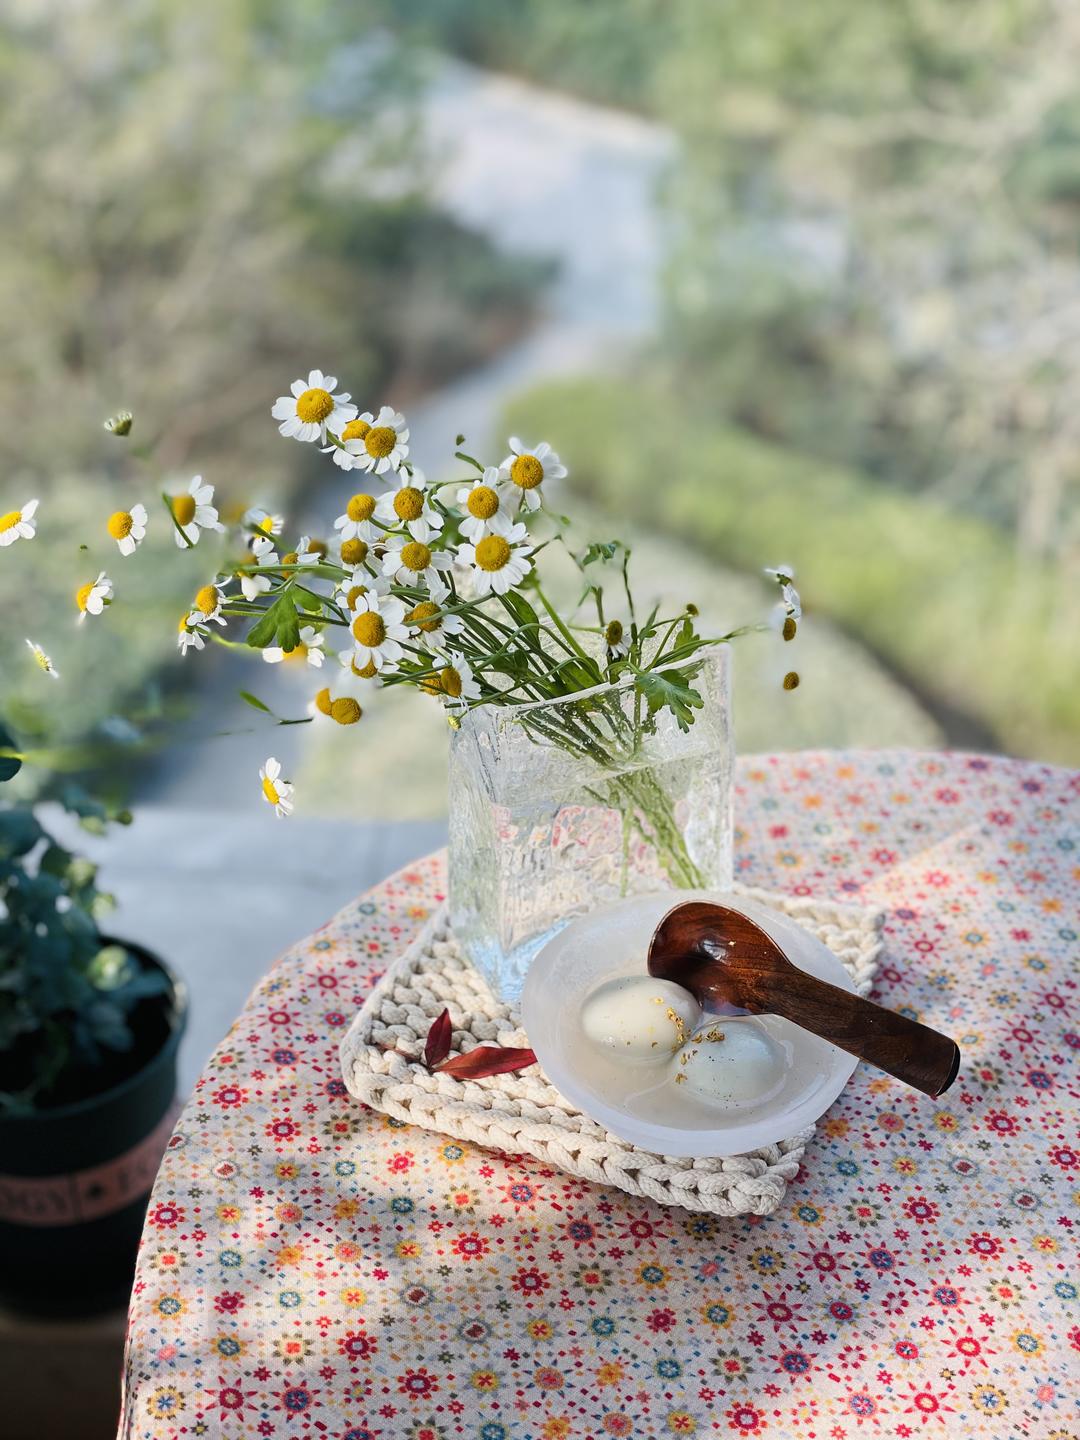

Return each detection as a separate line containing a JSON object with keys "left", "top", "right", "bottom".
{"left": 674, "top": 1021, "right": 782, "bottom": 1107}
{"left": 581, "top": 976, "right": 702, "bottom": 1063}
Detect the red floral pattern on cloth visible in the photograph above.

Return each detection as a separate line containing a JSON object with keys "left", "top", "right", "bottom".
{"left": 120, "top": 751, "right": 1080, "bottom": 1440}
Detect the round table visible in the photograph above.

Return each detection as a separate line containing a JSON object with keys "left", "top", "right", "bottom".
{"left": 120, "top": 750, "right": 1079, "bottom": 1439}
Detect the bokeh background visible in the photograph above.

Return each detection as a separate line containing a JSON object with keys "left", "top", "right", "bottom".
{"left": 4, "top": 0, "right": 1080, "bottom": 825}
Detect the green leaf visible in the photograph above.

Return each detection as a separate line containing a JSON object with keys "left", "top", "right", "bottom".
{"left": 581, "top": 540, "right": 622, "bottom": 567}
{"left": 634, "top": 667, "right": 704, "bottom": 733}
{"left": 238, "top": 690, "right": 273, "bottom": 715}
{"left": 500, "top": 591, "right": 541, "bottom": 631}
{"left": 246, "top": 592, "right": 300, "bottom": 651}
{"left": 0, "top": 723, "right": 21, "bottom": 783}
{"left": 0, "top": 810, "right": 43, "bottom": 858}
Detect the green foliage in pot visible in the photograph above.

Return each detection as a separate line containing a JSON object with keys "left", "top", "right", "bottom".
{"left": 0, "top": 720, "right": 167, "bottom": 1114}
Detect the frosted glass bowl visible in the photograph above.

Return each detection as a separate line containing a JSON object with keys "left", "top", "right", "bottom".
{"left": 521, "top": 891, "right": 859, "bottom": 1157}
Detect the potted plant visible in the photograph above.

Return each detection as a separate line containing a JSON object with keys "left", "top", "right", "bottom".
{"left": 0, "top": 722, "right": 186, "bottom": 1316}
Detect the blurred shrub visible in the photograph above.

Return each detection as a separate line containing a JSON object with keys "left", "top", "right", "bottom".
{"left": 506, "top": 375, "right": 1080, "bottom": 764}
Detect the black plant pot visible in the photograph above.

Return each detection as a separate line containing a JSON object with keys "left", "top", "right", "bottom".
{"left": 0, "top": 941, "right": 186, "bottom": 1317}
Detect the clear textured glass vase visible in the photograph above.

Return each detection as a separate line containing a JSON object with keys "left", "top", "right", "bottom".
{"left": 448, "top": 647, "right": 733, "bottom": 1001}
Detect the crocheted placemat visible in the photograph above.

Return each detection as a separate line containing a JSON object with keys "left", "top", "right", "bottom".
{"left": 340, "top": 887, "right": 884, "bottom": 1217}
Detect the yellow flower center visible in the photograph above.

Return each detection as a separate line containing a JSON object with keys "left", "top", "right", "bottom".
{"left": 331, "top": 697, "right": 362, "bottom": 726}
{"left": 474, "top": 535, "right": 511, "bottom": 572}
{"left": 314, "top": 687, "right": 333, "bottom": 716}
{"left": 346, "top": 493, "right": 376, "bottom": 522}
{"left": 30, "top": 646, "right": 50, "bottom": 672}
{"left": 262, "top": 776, "right": 280, "bottom": 805}
{"left": 280, "top": 551, "right": 299, "bottom": 566}
{"left": 400, "top": 540, "right": 431, "bottom": 572}
{"left": 351, "top": 657, "right": 378, "bottom": 679}
{"left": 352, "top": 612, "right": 386, "bottom": 648}
{"left": 340, "top": 538, "right": 368, "bottom": 567}
{"left": 341, "top": 418, "right": 371, "bottom": 443}
{"left": 172, "top": 494, "right": 196, "bottom": 527}
{"left": 0, "top": 509, "right": 20, "bottom": 531}
{"left": 177, "top": 615, "right": 190, "bottom": 635}
{"left": 296, "top": 387, "right": 334, "bottom": 424}
{"left": 440, "top": 666, "right": 463, "bottom": 699}
{"left": 365, "top": 425, "right": 397, "bottom": 459}
{"left": 605, "top": 620, "right": 624, "bottom": 646}
{"left": 467, "top": 485, "right": 499, "bottom": 519}
{"left": 345, "top": 584, "right": 368, "bottom": 608}
{"left": 307, "top": 538, "right": 328, "bottom": 559}
{"left": 405, "top": 600, "right": 441, "bottom": 633}
{"left": 510, "top": 454, "right": 544, "bottom": 490}
{"left": 75, "top": 581, "right": 95, "bottom": 612}
{"left": 783, "top": 670, "right": 800, "bottom": 691}
{"left": 393, "top": 486, "right": 424, "bottom": 522}
{"left": 107, "top": 510, "right": 133, "bottom": 540}
{"left": 194, "top": 584, "right": 219, "bottom": 615}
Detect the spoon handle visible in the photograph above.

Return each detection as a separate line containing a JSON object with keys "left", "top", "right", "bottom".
{"left": 747, "top": 966, "right": 960, "bottom": 1098}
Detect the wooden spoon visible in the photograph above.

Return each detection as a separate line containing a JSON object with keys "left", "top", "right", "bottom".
{"left": 647, "top": 901, "right": 960, "bottom": 1098}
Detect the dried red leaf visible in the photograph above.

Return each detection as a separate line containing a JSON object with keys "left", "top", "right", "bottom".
{"left": 424, "top": 1008, "right": 453, "bottom": 1069}
{"left": 434, "top": 1046, "right": 537, "bottom": 1080}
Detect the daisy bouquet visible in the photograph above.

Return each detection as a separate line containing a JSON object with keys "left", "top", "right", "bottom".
{"left": 9, "top": 370, "right": 800, "bottom": 888}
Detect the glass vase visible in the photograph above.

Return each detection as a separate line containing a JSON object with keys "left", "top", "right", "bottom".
{"left": 448, "top": 647, "right": 733, "bottom": 1001}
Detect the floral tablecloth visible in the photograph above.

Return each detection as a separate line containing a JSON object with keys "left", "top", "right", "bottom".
{"left": 120, "top": 750, "right": 1080, "bottom": 1440}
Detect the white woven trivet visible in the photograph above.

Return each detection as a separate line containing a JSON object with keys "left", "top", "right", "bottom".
{"left": 340, "top": 887, "right": 884, "bottom": 1217}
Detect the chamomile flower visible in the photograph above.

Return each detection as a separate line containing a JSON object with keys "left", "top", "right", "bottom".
{"left": 272, "top": 370, "right": 357, "bottom": 443}
{"left": 243, "top": 506, "right": 284, "bottom": 540}
{"left": 0, "top": 498, "right": 38, "bottom": 547}
{"left": 349, "top": 591, "right": 409, "bottom": 674}
{"left": 177, "top": 617, "right": 205, "bottom": 656}
{"left": 456, "top": 522, "right": 533, "bottom": 597}
{"left": 375, "top": 468, "right": 443, "bottom": 542}
{"left": 433, "top": 651, "right": 481, "bottom": 716}
{"left": 259, "top": 757, "right": 293, "bottom": 818}
{"left": 498, "top": 437, "right": 566, "bottom": 512}
{"left": 106, "top": 503, "right": 147, "bottom": 556}
{"left": 262, "top": 625, "right": 325, "bottom": 668}
{"left": 286, "top": 536, "right": 323, "bottom": 567}
{"left": 764, "top": 564, "right": 801, "bottom": 621}
{"left": 170, "top": 476, "right": 223, "bottom": 547}
{"left": 380, "top": 535, "right": 453, "bottom": 599}
{"left": 188, "top": 579, "right": 228, "bottom": 628}
{"left": 239, "top": 536, "right": 278, "bottom": 602}
{"left": 335, "top": 569, "right": 389, "bottom": 611}
{"left": 333, "top": 491, "right": 379, "bottom": 545}
{"left": 457, "top": 470, "right": 512, "bottom": 542}
{"left": 342, "top": 406, "right": 409, "bottom": 474}
{"left": 604, "top": 619, "right": 630, "bottom": 658}
{"left": 404, "top": 597, "right": 465, "bottom": 651}
{"left": 75, "top": 572, "right": 113, "bottom": 622}
{"left": 337, "top": 644, "right": 381, "bottom": 684}
{"left": 25, "top": 639, "right": 59, "bottom": 679}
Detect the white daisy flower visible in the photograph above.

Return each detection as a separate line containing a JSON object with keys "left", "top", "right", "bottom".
{"left": 498, "top": 437, "right": 567, "bottom": 512}
{"left": 333, "top": 491, "right": 379, "bottom": 544}
{"left": 380, "top": 534, "right": 453, "bottom": 599}
{"left": 433, "top": 651, "right": 481, "bottom": 716}
{"left": 456, "top": 522, "right": 533, "bottom": 597}
{"left": 271, "top": 369, "right": 357, "bottom": 444}
{"left": 604, "top": 619, "right": 630, "bottom": 658}
{"left": 188, "top": 579, "right": 229, "bottom": 628}
{"left": 243, "top": 506, "right": 284, "bottom": 540}
{"left": 284, "top": 535, "right": 323, "bottom": 568}
{"left": 75, "top": 572, "right": 113, "bottom": 622}
{"left": 375, "top": 467, "right": 443, "bottom": 542}
{"left": 322, "top": 415, "right": 377, "bottom": 471}
{"left": 259, "top": 757, "right": 294, "bottom": 818}
{"left": 343, "top": 406, "right": 409, "bottom": 474}
{"left": 457, "top": 470, "right": 513, "bottom": 543}
{"left": 349, "top": 591, "right": 409, "bottom": 674}
{"left": 177, "top": 618, "right": 205, "bottom": 656}
{"left": 335, "top": 569, "right": 390, "bottom": 609}
{"left": 262, "top": 624, "right": 325, "bottom": 668}
{"left": 106, "top": 502, "right": 147, "bottom": 556}
{"left": 0, "top": 498, "right": 38, "bottom": 547}
{"left": 239, "top": 536, "right": 279, "bottom": 602}
{"left": 170, "top": 476, "right": 223, "bottom": 548}
{"left": 25, "top": 639, "right": 59, "bottom": 679}
{"left": 403, "top": 596, "right": 465, "bottom": 652}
